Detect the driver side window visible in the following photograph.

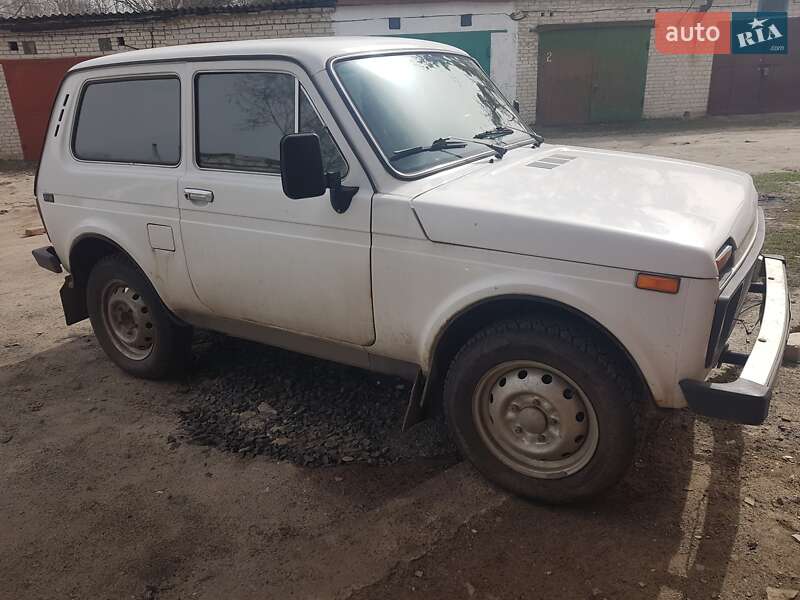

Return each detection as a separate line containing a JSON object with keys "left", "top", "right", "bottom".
{"left": 194, "top": 72, "right": 347, "bottom": 176}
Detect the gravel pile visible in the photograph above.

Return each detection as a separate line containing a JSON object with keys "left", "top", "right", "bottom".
{"left": 178, "top": 335, "right": 456, "bottom": 466}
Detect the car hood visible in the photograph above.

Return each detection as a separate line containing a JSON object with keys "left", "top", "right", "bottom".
{"left": 411, "top": 145, "right": 759, "bottom": 278}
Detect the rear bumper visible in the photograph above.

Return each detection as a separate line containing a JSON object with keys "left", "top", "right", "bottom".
{"left": 681, "top": 255, "right": 790, "bottom": 425}
{"left": 32, "top": 245, "right": 62, "bottom": 273}
{"left": 32, "top": 245, "right": 88, "bottom": 325}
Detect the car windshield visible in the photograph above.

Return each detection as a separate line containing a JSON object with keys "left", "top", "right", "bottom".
{"left": 334, "top": 52, "right": 534, "bottom": 175}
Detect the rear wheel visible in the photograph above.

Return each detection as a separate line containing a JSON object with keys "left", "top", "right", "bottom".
{"left": 443, "top": 316, "right": 638, "bottom": 503}
{"left": 87, "top": 253, "right": 192, "bottom": 379}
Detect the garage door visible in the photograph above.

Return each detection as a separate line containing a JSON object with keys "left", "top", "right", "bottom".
{"left": 708, "top": 17, "right": 800, "bottom": 115}
{"left": 536, "top": 26, "right": 651, "bottom": 125}
{"left": 1, "top": 57, "right": 91, "bottom": 160}
{"left": 393, "top": 31, "right": 492, "bottom": 74}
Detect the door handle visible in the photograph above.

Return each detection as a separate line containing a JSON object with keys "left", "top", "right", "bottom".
{"left": 184, "top": 188, "right": 214, "bottom": 204}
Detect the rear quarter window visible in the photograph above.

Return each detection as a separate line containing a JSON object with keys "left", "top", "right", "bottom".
{"left": 72, "top": 77, "right": 180, "bottom": 165}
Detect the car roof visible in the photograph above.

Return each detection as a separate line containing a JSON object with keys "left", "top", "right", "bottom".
{"left": 69, "top": 36, "right": 467, "bottom": 74}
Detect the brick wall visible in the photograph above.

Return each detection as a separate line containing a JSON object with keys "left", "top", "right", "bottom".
{"left": 0, "top": 66, "right": 22, "bottom": 158}
{"left": 643, "top": 51, "right": 713, "bottom": 119}
{"left": 0, "top": 6, "right": 333, "bottom": 159}
{"left": 513, "top": 0, "right": 800, "bottom": 124}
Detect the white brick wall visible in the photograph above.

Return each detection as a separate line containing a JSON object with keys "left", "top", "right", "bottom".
{"left": 0, "top": 7, "right": 334, "bottom": 59}
{"left": 0, "top": 65, "right": 22, "bottom": 159}
{"left": 0, "top": 6, "right": 334, "bottom": 159}
{"left": 643, "top": 49, "right": 713, "bottom": 119}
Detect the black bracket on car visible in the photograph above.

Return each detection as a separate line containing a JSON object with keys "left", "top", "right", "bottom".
{"left": 327, "top": 171, "right": 358, "bottom": 214}
{"left": 401, "top": 370, "right": 428, "bottom": 431}
{"left": 32, "top": 246, "right": 62, "bottom": 273}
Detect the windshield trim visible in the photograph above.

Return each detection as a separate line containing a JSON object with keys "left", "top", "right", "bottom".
{"left": 327, "top": 50, "right": 532, "bottom": 181}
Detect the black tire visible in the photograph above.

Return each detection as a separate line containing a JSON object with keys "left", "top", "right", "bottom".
{"left": 86, "top": 253, "right": 192, "bottom": 379}
{"left": 443, "top": 315, "right": 639, "bottom": 503}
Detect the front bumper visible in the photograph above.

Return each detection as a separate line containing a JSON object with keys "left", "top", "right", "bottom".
{"left": 681, "top": 255, "right": 790, "bottom": 425}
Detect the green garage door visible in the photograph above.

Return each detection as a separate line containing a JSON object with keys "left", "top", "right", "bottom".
{"left": 536, "top": 26, "right": 651, "bottom": 125}
{"left": 393, "top": 31, "right": 492, "bottom": 74}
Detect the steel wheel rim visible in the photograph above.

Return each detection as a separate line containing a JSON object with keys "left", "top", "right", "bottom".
{"left": 100, "top": 279, "right": 156, "bottom": 361}
{"left": 472, "top": 361, "right": 599, "bottom": 479}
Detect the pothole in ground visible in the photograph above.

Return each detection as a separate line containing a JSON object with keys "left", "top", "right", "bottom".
{"left": 177, "top": 335, "right": 457, "bottom": 467}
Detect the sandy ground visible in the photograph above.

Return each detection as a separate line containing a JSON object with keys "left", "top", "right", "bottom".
{"left": 542, "top": 112, "right": 800, "bottom": 174}
{"left": 1, "top": 115, "right": 799, "bottom": 600}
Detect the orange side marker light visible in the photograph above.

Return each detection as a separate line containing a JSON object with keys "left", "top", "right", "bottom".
{"left": 635, "top": 273, "right": 681, "bottom": 294}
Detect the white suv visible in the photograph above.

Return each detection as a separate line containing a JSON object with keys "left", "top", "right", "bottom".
{"left": 32, "top": 37, "right": 789, "bottom": 502}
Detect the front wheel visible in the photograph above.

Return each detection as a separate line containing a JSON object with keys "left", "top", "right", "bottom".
{"left": 443, "top": 316, "right": 639, "bottom": 503}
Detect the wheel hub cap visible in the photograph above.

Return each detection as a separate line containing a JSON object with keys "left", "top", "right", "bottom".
{"left": 517, "top": 406, "right": 547, "bottom": 435}
{"left": 472, "top": 361, "right": 599, "bottom": 479}
{"left": 101, "top": 280, "right": 156, "bottom": 361}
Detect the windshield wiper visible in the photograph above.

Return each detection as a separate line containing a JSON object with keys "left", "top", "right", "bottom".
{"left": 475, "top": 125, "right": 545, "bottom": 147}
{"left": 391, "top": 138, "right": 467, "bottom": 161}
{"left": 391, "top": 135, "right": 510, "bottom": 162}
{"left": 435, "top": 135, "right": 509, "bottom": 158}
{"left": 475, "top": 126, "right": 515, "bottom": 139}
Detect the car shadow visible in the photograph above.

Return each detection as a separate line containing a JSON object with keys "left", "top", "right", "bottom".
{"left": 681, "top": 418, "right": 746, "bottom": 599}
{"left": 347, "top": 409, "right": 745, "bottom": 600}
{"left": 614, "top": 412, "right": 745, "bottom": 600}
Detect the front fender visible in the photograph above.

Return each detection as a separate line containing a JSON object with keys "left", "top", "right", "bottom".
{"left": 411, "top": 253, "right": 693, "bottom": 408}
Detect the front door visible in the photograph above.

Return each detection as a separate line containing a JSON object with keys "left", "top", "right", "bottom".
{"left": 178, "top": 61, "right": 375, "bottom": 345}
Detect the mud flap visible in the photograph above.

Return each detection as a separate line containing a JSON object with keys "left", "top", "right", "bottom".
{"left": 60, "top": 275, "right": 88, "bottom": 325}
{"left": 401, "top": 370, "right": 427, "bottom": 431}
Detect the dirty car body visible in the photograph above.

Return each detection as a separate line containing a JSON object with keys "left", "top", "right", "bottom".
{"left": 33, "top": 37, "right": 790, "bottom": 502}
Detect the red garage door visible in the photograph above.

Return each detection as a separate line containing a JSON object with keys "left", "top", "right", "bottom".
{"left": 708, "top": 17, "right": 800, "bottom": 115}
{"left": 2, "top": 57, "right": 92, "bottom": 160}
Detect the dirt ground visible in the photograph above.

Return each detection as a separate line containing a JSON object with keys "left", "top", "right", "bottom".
{"left": 543, "top": 112, "right": 800, "bottom": 174}
{"left": 1, "top": 114, "right": 799, "bottom": 600}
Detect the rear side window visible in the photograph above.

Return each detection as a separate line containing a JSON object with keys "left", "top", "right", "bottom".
{"left": 195, "top": 72, "right": 294, "bottom": 173}
{"left": 72, "top": 77, "right": 180, "bottom": 165}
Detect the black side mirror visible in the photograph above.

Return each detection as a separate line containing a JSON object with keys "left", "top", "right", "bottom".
{"left": 280, "top": 132, "right": 359, "bottom": 213}
{"left": 280, "top": 133, "right": 326, "bottom": 200}
{"left": 513, "top": 100, "right": 520, "bottom": 113}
